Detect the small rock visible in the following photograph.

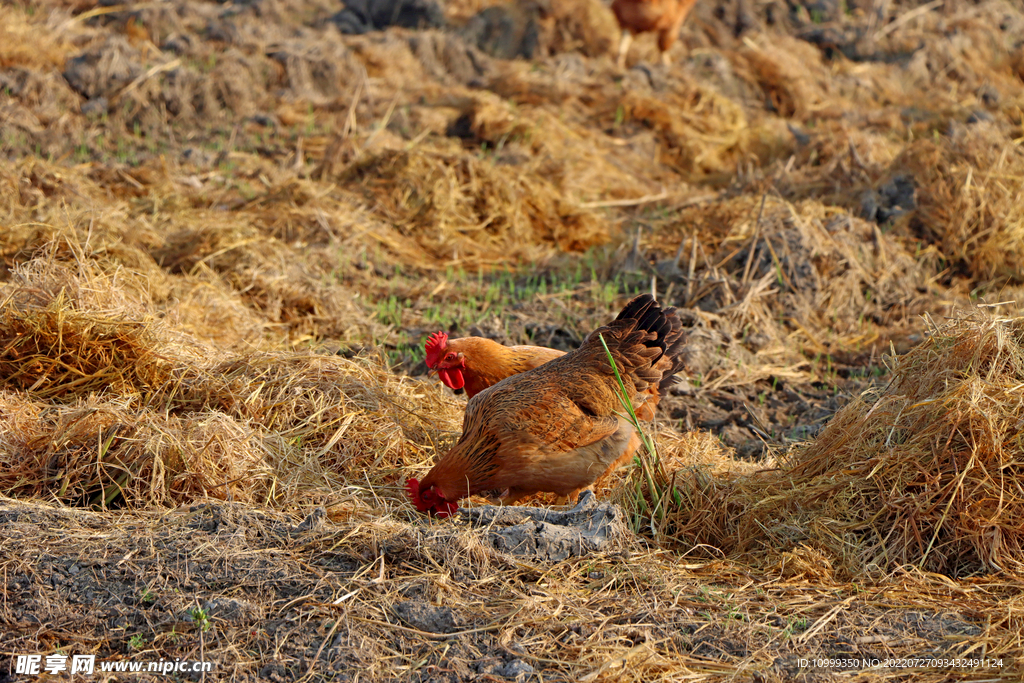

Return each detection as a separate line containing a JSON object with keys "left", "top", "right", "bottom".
{"left": 734, "top": 438, "right": 767, "bottom": 461}
{"left": 966, "top": 110, "right": 993, "bottom": 124}
{"left": 460, "top": 4, "right": 541, "bottom": 60}
{"left": 787, "top": 123, "right": 810, "bottom": 147}
{"left": 63, "top": 36, "right": 142, "bottom": 100}
{"left": 475, "top": 657, "right": 503, "bottom": 675}
{"left": 162, "top": 34, "right": 193, "bottom": 55}
{"left": 291, "top": 507, "right": 326, "bottom": 533}
{"left": 978, "top": 85, "right": 999, "bottom": 108}
{"left": 743, "top": 332, "right": 771, "bottom": 353}
{"left": 249, "top": 114, "right": 276, "bottom": 128}
{"left": 861, "top": 174, "right": 916, "bottom": 224}
{"left": 204, "top": 19, "right": 240, "bottom": 45}
{"left": 181, "top": 147, "right": 218, "bottom": 169}
{"left": 331, "top": 0, "right": 445, "bottom": 35}
{"left": 496, "top": 659, "right": 534, "bottom": 680}
{"left": 187, "top": 504, "right": 222, "bottom": 532}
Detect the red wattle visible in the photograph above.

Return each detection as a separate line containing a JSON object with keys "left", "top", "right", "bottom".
{"left": 434, "top": 500, "right": 459, "bottom": 518}
{"left": 438, "top": 367, "right": 465, "bottom": 390}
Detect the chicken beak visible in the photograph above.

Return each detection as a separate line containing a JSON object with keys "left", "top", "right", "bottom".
{"left": 427, "top": 367, "right": 438, "bottom": 377}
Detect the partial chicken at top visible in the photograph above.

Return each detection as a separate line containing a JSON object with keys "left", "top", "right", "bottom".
{"left": 425, "top": 332, "right": 564, "bottom": 399}
{"left": 612, "top": 0, "right": 699, "bottom": 68}
{"left": 408, "top": 294, "right": 687, "bottom": 518}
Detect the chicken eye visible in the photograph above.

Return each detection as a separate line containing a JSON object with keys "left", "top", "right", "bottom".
{"left": 445, "top": 353, "right": 456, "bottom": 361}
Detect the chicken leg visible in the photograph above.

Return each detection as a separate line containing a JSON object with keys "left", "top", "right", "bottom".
{"left": 617, "top": 30, "right": 634, "bottom": 69}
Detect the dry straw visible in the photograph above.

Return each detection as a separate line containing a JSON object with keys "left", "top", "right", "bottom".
{"left": 626, "top": 311, "right": 1024, "bottom": 578}
{"left": 0, "top": 240, "right": 463, "bottom": 510}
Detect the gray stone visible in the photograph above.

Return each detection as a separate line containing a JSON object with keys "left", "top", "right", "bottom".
{"left": 459, "top": 490, "right": 625, "bottom": 561}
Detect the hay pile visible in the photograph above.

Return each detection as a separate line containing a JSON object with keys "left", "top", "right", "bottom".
{"left": 883, "top": 126, "right": 1024, "bottom": 285}
{"left": 783, "top": 314, "right": 1024, "bottom": 576}
{"left": 338, "top": 145, "right": 610, "bottom": 258}
{"left": 633, "top": 193, "right": 936, "bottom": 388}
{"left": 0, "top": 242, "right": 463, "bottom": 509}
{"left": 638, "top": 312, "right": 1024, "bottom": 577}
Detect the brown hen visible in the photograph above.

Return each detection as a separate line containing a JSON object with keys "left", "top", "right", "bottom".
{"left": 407, "top": 294, "right": 686, "bottom": 517}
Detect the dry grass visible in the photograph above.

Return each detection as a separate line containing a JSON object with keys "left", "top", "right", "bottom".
{"left": 629, "top": 313, "right": 1024, "bottom": 580}
{"left": 3, "top": 492, "right": 1023, "bottom": 682}
{"left": 0, "top": 5, "right": 70, "bottom": 70}
{"left": 885, "top": 128, "right": 1024, "bottom": 284}
{"left": 2, "top": 0, "right": 1024, "bottom": 679}
{"left": 0, "top": 241, "right": 464, "bottom": 511}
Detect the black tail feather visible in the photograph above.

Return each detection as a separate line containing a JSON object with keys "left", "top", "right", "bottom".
{"left": 658, "top": 334, "right": 689, "bottom": 392}
{"left": 615, "top": 293, "right": 657, "bottom": 324}
{"left": 615, "top": 294, "right": 676, "bottom": 358}
{"left": 614, "top": 294, "right": 687, "bottom": 390}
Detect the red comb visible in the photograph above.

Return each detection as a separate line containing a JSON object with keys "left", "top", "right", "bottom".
{"left": 435, "top": 500, "right": 458, "bottom": 518}
{"left": 424, "top": 331, "right": 448, "bottom": 368}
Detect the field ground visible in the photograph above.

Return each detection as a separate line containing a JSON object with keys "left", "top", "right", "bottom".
{"left": 1, "top": 0, "right": 1024, "bottom": 680}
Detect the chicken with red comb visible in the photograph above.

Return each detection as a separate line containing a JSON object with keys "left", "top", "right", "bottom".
{"left": 612, "top": 0, "right": 698, "bottom": 68}
{"left": 424, "top": 331, "right": 564, "bottom": 398}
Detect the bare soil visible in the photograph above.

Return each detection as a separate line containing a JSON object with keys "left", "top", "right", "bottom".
{"left": 0, "top": 497, "right": 1009, "bottom": 682}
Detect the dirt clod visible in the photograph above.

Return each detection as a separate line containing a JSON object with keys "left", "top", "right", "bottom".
{"left": 393, "top": 600, "right": 461, "bottom": 634}
{"left": 331, "top": 0, "right": 445, "bottom": 35}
